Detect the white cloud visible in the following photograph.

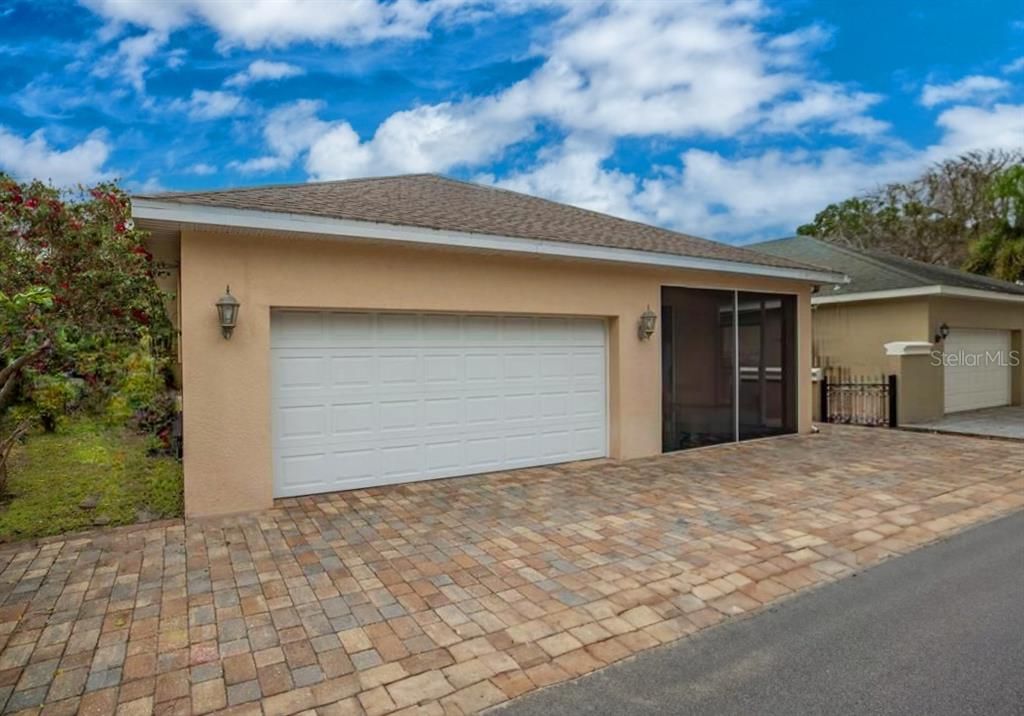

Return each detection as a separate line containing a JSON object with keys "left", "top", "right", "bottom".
{"left": 635, "top": 148, "right": 921, "bottom": 241}
{"left": 0, "top": 127, "right": 112, "bottom": 185}
{"left": 224, "top": 60, "right": 305, "bottom": 87}
{"left": 250, "top": 0, "right": 886, "bottom": 181}
{"left": 229, "top": 99, "right": 332, "bottom": 173}
{"left": 81, "top": 0, "right": 488, "bottom": 94}
{"left": 186, "top": 162, "right": 217, "bottom": 175}
{"left": 488, "top": 101, "right": 1024, "bottom": 243}
{"left": 170, "top": 89, "right": 247, "bottom": 120}
{"left": 919, "top": 75, "right": 1009, "bottom": 107}
{"left": 80, "top": 0, "right": 490, "bottom": 49}
{"left": 483, "top": 136, "right": 642, "bottom": 220}
{"left": 91, "top": 30, "right": 168, "bottom": 92}
{"left": 231, "top": 96, "right": 531, "bottom": 178}
{"left": 761, "top": 83, "right": 886, "bottom": 135}
{"left": 931, "top": 103, "right": 1024, "bottom": 155}
{"left": 307, "top": 100, "right": 531, "bottom": 179}
{"left": 1003, "top": 56, "right": 1024, "bottom": 73}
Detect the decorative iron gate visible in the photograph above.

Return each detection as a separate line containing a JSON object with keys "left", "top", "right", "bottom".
{"left": 820, "top": 371, "right": 898, "bottom": 427}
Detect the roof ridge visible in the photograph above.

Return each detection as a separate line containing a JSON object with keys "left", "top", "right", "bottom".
{"left": 789, "top": 237, "right": 927, "bottom": 286}
{"left": 139, "top": 173, "right": 793, "bottom": 267}
{"left": 131, "top": 174, "right": 832, "bottom": 275}
{"left": 427, "top": 175, "right": 798, "bottom": 265}
{"left": 867, "top": 248, "right": 1024, "bottom": 292}
{"left": 135, "top": 173, "right": 439, "bottom": 200}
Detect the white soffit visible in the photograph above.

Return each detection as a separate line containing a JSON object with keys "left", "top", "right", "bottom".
{"left": 132, "top": 199, "right": 848, "bottom": 285}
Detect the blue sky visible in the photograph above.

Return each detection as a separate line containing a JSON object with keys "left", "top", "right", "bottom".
{"left": 1, "top": 0, "right": 1022, "bottom": 243}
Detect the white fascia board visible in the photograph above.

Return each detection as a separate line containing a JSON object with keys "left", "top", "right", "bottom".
{"left": 813, "top": 285, "right": 1024, "bottom": 305}
{"left": 132, "top": 199, "right": 847, "bottom": 285}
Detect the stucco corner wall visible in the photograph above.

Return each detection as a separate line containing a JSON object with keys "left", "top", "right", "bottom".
{"left": 178, "top": 229, "right": 814, "bottom": 517}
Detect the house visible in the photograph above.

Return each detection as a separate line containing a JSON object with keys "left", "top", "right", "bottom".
{"left": 751, "top": 236, "right": 1024, "bottom": 424}
{"left": 133, "top": 175, "right": 843, "bottom": 517}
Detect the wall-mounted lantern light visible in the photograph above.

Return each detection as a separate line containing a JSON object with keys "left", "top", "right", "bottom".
{"left": 216, "top": 286, "right": 240, "bottom": 339}
{"left": 638, "top": 305, "right": 657, "bottom": 341}
{"left": 934, "top": 322, "right": 950, "bottom": 343}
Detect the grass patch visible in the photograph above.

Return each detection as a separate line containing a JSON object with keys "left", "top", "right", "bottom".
{"left": 0, "top": 416, "right": 182, "bottom": 542}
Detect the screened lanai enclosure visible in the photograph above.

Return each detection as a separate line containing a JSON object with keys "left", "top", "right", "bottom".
{"left": 661, "top": 286, "right": 798, "bottom": 451}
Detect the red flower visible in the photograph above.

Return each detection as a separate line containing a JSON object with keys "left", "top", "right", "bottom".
{"left": 115, "top": 222, "right": 126, "bottom": 233}
{"left": 130, "top": 308, "right": 150, "bottom": 325}
{"left": 25, "top": 197, "right": 39, "bottom": 209}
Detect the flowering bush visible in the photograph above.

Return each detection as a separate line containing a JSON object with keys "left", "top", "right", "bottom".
{"left": 0, "top": 175, "right": 175, "bottom": 455}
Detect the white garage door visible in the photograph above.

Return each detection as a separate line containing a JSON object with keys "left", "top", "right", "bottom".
{"left": 943, "top": 328, "right": 1012, "bottom": 414}
{"left": 271, "top": 310, "right": 608, "bottom": 497}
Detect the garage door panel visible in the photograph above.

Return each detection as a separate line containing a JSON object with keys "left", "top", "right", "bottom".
{"left": 572, "top": 318, "right": 607, "bottom": 345}
{"left": 377, "top": 313, "right": 421, "bottom": 343}
{"left": 574, "top": 390, "right": 606, "bottom": 417}
{"left": 331, "top": 402, "right": 375, "bottom": 437}
{"left": 277, "top": 452, "right": 331, "bottom": 493}
{"left": 327, "top": 312, "right": 373, "bottom": 342}
{"left": 379, "top": 400, "right": 418, "bottom": 431}
{"left": 330, "top": 355, "right": 374, "bottom": 386}
{"left": 332, "top": 448, "right": 377, "bottom": 482}
{"left": 573, "top": 426, "right": 606, "bottom": 455}
{"left": 272, "top": 311, "right": 608, "bottom": 497}
{"left": 423, "top": 397, "right": 461, "bottom": 428}
{"left": 272, "top": 311, "right": 325, "bottom": 345}
{"left": 464, "top": 316, "right": 501, "bottom": 342}
{"left": 276, "top": 355, "right": 327, "bottom": 389}
{"left": 425, "top": 440, "right": 462, "bottom": 471}
{"left": 378, "top": 355, "right": 419, "bottom": 384}
{"left": 277, "top": 405, "right": 327, "bottom": 440}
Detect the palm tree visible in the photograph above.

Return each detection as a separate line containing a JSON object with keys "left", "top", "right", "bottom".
{"left": 965, "top": 165, "right": 1024, "bottom": 284}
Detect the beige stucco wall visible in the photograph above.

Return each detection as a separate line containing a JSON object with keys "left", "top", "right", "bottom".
{"left": 812, "top": 298, "right": 931, "bottom": 377}
{"left": 174, "top": 229, "right": 814, "bottom": 517}
{"left": 811, "top": 294, "right": 1024, "bottom": 424}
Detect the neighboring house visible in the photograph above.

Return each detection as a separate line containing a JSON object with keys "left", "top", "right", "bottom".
{"left": 133, "top": 175, "right": 842, "bottom": 517}
{"left": 751, "top": 236, "right": 1024, "bottom": 424}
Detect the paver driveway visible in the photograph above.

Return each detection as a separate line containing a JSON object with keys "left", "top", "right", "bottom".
{"left": 0, "top": 426, "right": 1022, "bottom": 716}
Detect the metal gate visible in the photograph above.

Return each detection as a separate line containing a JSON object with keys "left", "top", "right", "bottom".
{"left": 820, "top": 370, "right": 898, "bottom": 427}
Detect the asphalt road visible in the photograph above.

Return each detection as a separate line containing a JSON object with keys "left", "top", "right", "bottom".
{"left": 496, "top": 512, "right": 1024, "bottom": 716}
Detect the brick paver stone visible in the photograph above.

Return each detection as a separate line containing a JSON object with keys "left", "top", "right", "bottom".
{"left": 0, "top": 426, "right": 1020, "bottom": 715}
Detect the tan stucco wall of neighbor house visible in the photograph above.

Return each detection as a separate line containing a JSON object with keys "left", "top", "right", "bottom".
{"left": 173, "top": 229, "right": 814, "bottom": 517}
{"left": 810, "top": 294, "right": 1024, "bottom": 424}
{"left": 812, "top": 298, "right": 931, "bottom": 376}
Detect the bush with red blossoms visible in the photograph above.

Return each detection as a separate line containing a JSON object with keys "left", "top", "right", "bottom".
{"left": 0, "top": 174, "right": 175, "bottom": 446}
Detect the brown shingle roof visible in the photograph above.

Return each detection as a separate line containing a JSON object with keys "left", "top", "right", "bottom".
{"left": 136, "top": 174, "right": 815, "bottom": 272}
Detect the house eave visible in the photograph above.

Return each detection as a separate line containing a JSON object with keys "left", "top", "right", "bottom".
{"left": 812, "top": 285, "right": 1024, "bottom": 305}
{"left": 132, "top": 199, "right": 849, "bottom": 285}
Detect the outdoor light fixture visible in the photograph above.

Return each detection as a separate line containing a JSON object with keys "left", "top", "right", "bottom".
{"left": 216, "top": 286, "right": 240, "bottom": 339}
{"left": 638, "top": 305, "right": 657, "bottom": 340}
{"left": 934, "top": 322, "right": 950, "bottom": 343}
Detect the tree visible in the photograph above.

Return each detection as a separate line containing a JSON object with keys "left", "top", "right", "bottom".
{"left": 798, "top": 149, "right": 1023, "bottom": 269}
{"left": 0, "top": 287, "right": 52, "bottom": 487}
{"left": 0, "top": 175, "right": 175, "bottom": 443}
{"left": 964, "top": 165, "right": 1024, "bottom": 283}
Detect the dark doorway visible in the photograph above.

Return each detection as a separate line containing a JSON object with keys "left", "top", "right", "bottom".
{"left": 661, "top": 287, "right": 797, "bottom": 452}
{"left": 737, "top": 292, "right": 798, "bottom": 440}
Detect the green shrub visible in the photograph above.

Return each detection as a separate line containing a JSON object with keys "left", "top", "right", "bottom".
{"left": 105, "top": 335, "right": 176, "bottom": 447}
{"left": 28, "top": 373, "right": 83, "bottom": 431}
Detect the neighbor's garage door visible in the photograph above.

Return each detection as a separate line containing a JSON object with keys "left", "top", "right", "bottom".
{"left": 943, "top": 328, "right": 1012, "bottom": 413}
{"left": 271, "top": 310, "right": 607, "bottom": 498}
